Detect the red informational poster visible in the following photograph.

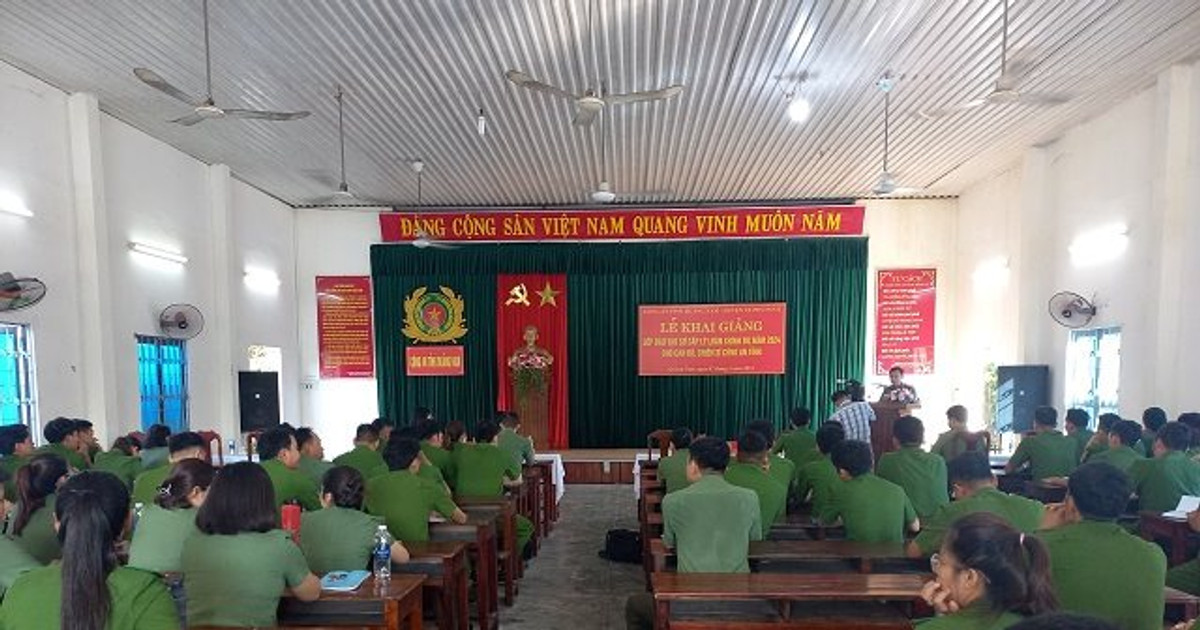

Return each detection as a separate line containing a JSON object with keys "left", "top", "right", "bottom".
{"left": 405, "top": 346, "right": 465, "bottom": 377}
{"left": 316, "top": 276, "right": 375, "bottom": 378}
{"left": 638, "top": 303, "right": 787, "bottom": 376}
{"left": 875, "top": 269, "right": 937, "bottom": 375}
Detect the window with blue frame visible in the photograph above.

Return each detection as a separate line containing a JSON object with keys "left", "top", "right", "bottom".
{"left": 137, "top": 335, "right": 189, "bottom": 432}
{"left": 0, "top": 323, "right": 37, "bottom": 428}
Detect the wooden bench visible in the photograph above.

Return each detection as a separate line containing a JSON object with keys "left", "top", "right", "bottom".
{"left": 1023, "top": 479, "right": 1068, "bottom": 504}
{"left": 1140, "top": 511, "right": 1199, "bottom": 567}
{"left": 649, "top": 539, "right": 915, "bottom": 574}
{"left": 529, "top": 459, "right": 557, "bottom": 531}
{"left": 457, "top": 497, "right": 521, "bottom": 605}
{"left": 396, "top": 540, "right": 470, "bottom": 630}
{"left": 520, "top": 465, "right": 544, "bottom": 551}
{"left": 767, "top": 514, "right": 845, "bottom": 541}
{"left": 1166, "top": 585, "right": 1200, "bottom": 619}
{"left": 431, "top": 516, "right": 499, "bottom": 630}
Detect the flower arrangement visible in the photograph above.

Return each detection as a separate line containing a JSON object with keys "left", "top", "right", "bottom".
{"left": 509, "top": 350, "right": 551, "bottom": 396}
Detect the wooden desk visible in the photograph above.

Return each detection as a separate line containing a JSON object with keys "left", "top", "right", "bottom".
{"left": 530, "top": 460, "right": 557, "bottom": 529}
{"left": 767, "top": 514, "right": 845, "bottom": 541}
{"left": 457, "top": 497, "right": 521, "bottom": 605}
{"left": 521, "top": 465, "right": 544, "bottom": 548}
{"left": 649, "top": 539, "right": 913, "bottom": 574}
{"left": 1024, "top": 479, "right": 1067, "bottom": 504}
{"left": 1140, "top": 511, "right": 1197, "bottom": 567}
{"left": 431, "top": 516, "right": 499, "bottom": 630}
{"left": 651, "top": 573, "right": 926, "bottom": 630}
{"left": 1166, "top": 585, "right": 1200, "bottom": 619}
{"left": 275, "top": 574, "right": 423, "bottom": 630}
{"left": 397, "top": 541, "right": 470, "bottom": 630}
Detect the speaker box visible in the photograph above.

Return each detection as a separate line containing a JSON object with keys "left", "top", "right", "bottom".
{"left": 238, "top": 371, "right": 280, "bottom": 432}
{"left": 995, "top": 365, "right": 1050, "bottom": 434}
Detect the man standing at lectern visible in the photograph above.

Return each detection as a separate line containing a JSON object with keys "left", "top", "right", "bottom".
{"left": 827, "top": 380, "right": 876, "bottom": 444}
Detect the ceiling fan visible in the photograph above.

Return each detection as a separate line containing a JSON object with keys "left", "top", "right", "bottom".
{"left": 869, "top": 75, "right": 921, "bottom": 196}
{"left": 133, "top": 0, "right": 309, "bottom": 126}
{"left": 918, "top": 0, "right": 1069, "bottom": 120}
{"left": 587, "top": 100, "right": 670, "bottom": 203}
{"left": 309, "top": 86, "right": 385, "bottom": 206}
{"left": 504, "top": 70, "right": 683, "bottom": 127}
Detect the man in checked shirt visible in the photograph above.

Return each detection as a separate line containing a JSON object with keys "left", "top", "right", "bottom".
{"left": 826, "top": 380, "right": 877, "bottom": 444}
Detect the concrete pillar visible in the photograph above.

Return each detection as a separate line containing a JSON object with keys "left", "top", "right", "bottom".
{"left": 207, "top": 164, "right": 239, "bottom": 439}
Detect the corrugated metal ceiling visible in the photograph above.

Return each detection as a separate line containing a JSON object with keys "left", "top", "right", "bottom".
{"left": 1, "top": 0, "right": 1197, "bottom": 207}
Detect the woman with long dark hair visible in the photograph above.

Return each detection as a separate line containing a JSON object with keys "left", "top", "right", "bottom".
{"left": 299, "top": 465, "right": 409, "bottom": 574}
{"left": 920, "top": 512, "right": 1058, "bottom": 628}
{"left": 0, "top": 471, "right": 178, "bottom": 629}
{"left": 128, "top": 458, "right": 215, "bottom": 574}
{"left": 181, "top": 461, "right": 320, "bottom": 627}
{"left": 3, "top": 453, "right": 68, "bottom": 563}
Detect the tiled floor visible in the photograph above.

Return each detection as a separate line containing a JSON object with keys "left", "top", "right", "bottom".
{"left": 498, "top": 484, "right": 644, "bottom": 630}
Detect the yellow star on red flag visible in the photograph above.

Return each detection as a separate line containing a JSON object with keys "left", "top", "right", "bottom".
{"left": 536, "top": 281, "right": 560, "bottom": 307}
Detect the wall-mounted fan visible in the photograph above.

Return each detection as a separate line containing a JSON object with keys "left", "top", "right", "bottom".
{"left": 1048, "top": 291, "right": 1096, "bottom": 328}
{"left": 0, "top": 273, "right": 47, "bottom": 312}
{"left": 159, "top": 304, "right": 205, "bottom": 339}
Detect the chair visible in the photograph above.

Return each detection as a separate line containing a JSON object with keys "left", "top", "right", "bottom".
{"left": 196, "top": 430, "right": 223, "bottom": 466}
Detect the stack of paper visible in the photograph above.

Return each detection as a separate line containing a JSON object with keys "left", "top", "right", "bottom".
{"left": 1162, "top": 496, "right": 1200, "bottom": 520}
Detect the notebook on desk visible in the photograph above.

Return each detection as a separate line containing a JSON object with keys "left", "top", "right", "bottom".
{"left": 1163, "top": 496, "right": 1200, "bottom": 520}
{"left": 320, "top": 570, "right": 370, "bottom": 591}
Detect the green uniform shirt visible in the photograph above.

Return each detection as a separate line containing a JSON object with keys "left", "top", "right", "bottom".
{"left": 0, "top": 564, "right": 177, "bottom": 630}
{"left": 299, "top": 506, "right": 383, "bottom": 575}
{"left": 829, "top": 473, "right": 917, "bottom": 543}
{"left": 916, "top": 603, "right": 1023, "bottom": 630}
{"left": 773, "top": 429, "right": 820, "bottom": 470}
{"left": 365, "top": 470, "right": 459, "bottom": 542}
{"left": 1007, "top": 431, "right": 1077, "bottom": 479}
{"left": 1130, "top": 451, "right": 1200, "bottom": 512}
{"left": 36, "top": 442, "right": 88, "bottom": 470}
{"left": 128, "top": 505, "right": 198, "bottom": 574}
{"left": 1039, "top": 520, "right": 1166, "bottom": 630}
{"left": 723, "top": 462, "right": 786, "bottom": 536}
{"left": 422, "top": 441, "right": 457, "bottom": 488}
{"left": 4, "top": 497, "right": 61, "bottom": 564}
{"left": 663, "top": 474, "right": 761, "bottom": 573}
{"left": 261, "top": 459, "right": 321, "bottom": 511}
{"left": 93, "top": 451, "right": 144, "bottom": 488}
{"left": 1082, "top": 434, "right": 1109, "bottom": 462}
{"left": 332, "top": 444, "right": 389, "bottom": 480}
{"left": 1068, "top": 428, "right": 1094, "bottom": 462}
{"left": 297, "top": 455, "right": 335, "bottom": 486}
{"left": 0, "top": 536, "right": 39, "bottom": 599}
{"left": 182, "top": 530, "right": 312, "bottom": 628}
{"left": 139, "top": 447, "right": 169, "bottom": 470}
{"left": 131, "top": 464, "right": 171, "bottom": 507}
{"left": 1087, "top": 444, "right": 1143, "bottom": 473}
{"left": 797, "top": 455, "right": 841, "bottom": 522}
{"left": 913, "top": 487, "right": 1044, "bottom": 555}
{"left": 0, "top": 454, "right": 28, "bottom": 499}
{"left": 659, "top": 448, "right": 691, "bottom": 494}
{"left": 453, "top": 443, "right": 521, "bottom": 497}
{"left": 876, "top": 446, "right": 950, "bottom": 519}
{"left": 497, "top": 427, "right": 535, "bottom": 468}
{"left": 767, "top": 454, "right": 796, "bottom": 496}
{"left": 930, "top": 430, "right": 984, "bottom": 462}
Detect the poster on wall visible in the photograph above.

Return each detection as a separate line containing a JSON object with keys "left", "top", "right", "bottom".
{"left": 316, "top": 276, "right": 375, "bottom": 378}
{"left": 638, "top": 303, "right": 787, "bottom": 376}
{"left": 875, "top": 268, "right": 936, "bottom": 375}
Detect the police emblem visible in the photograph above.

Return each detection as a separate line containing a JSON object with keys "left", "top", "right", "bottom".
{"left": 402, "top": 286, "right": 468, "bottom": 343}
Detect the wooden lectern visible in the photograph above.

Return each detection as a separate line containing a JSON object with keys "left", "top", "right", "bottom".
{"left": 869, "top": 403, "right": 919, "bottom": 463}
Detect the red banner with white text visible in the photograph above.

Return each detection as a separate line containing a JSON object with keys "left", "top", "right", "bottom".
{"left": 638, "top": 303, "right": 787, "bottom": 376}
{"left": 380, "top": 205, "right": 863, "bottom": 242}
{"left": 316, "top": 276, "right": 375, "bottom": 378}
{"left": 496, "top": 275, "right": 568, "bottom": 450}
{"left": 875, "top": 269, "right": 937, "bottom": 375}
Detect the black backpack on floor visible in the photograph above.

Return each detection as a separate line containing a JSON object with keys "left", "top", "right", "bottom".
{"left": 599, "top": 528, "right": 642, "bottom": 564}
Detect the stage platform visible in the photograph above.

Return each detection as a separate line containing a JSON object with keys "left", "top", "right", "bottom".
{"left": 544, "top": 449, "right": 646, "bottom": 484}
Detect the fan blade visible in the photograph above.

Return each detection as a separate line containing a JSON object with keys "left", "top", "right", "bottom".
{"left": 170, "top": 112, "right": 208, "bottom": 126}
{"left": 504, "top": 69, "right": 577, "bottom": 100}
{"left": 572, "top": 103, "right": 601, "bottom": 127}
{"left": 1016, "top": 92, "right": 1070, "bottom": 106}
{"left": 604, "top": 84, "right": 684, "bottom": 105}
{"left": 134, "top": 68, "right": 202, "bottom": 106}
{"left": 915, "top": 98, "right": 988, "bottom": 120}
{"left": 427, "top": 241, "right": 458, "bottom": 250}
{"left": 224, "top": 109, "right": 311, "bottom": 121}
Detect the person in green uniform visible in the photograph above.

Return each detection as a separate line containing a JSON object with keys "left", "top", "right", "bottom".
{"left": 0, "top": 424, "right": 35, "bottom": 499}
{"left": 128, "top": 458, "right": 213, "bottom": 575}
{"left": 747, "top": 419, "right": 796, "bottom": 496}
{"left": 1130, "top": 421, "right": 1200, "bottom": 512}
{"left": 372, "top": 416, "right": 396, "bottom": 446}
{"left": 294, "top": 427, "right": 335, "bottom": 485}
{"left": 1038, "top": 462, "right": 1166, "bottom": 629}
{"left": 445, "top": 419, "right": 468, "bottom": 451}
{"left": 139, "top": 424, "right": 172, "bottom": 470}
{"left": 453, "top": 419, "right": 535, "bottom": 552}
{"left": 182, "top": 461, "right": 321, "bottom": 627}
{"left": 625, "top": 437, "right": 763, "bottom": 630}
{"left": 300, "top": 466, "right": 409, "bottom": 574}
{"left": 724, "top": 430, "right": 786, "bottom": 536}
{"left": 1063, "top": 408, "right": 1093, "bottom": 463}
{"left": 0, "top": 468, "right": 39, "bottom": 599}
{"left": 1081, "top": 413, "right": 1120, "bottom": 462}
{"left": 910, "top": 452, "right": 1045, "bottom": 557}
{"left": 658, "top": 427, "right": 694, "bottom": 494}
{"left": 332, "top": 423, "right": 389, "bottom": 481}
{"left": 1004, "top": 406, "right": 1077, "bottom": 480}
{"left": 74, "top": 418, "right": 102, "bottom": 461}
{"left": 1086, "top": 420, "right": 1144, "bottom": 473}
{"left": 131, "top": 432, "right": 207, "bottom": 506}
{"left": 93, "top": 436, "right": 143, "bottom": 488}
{"left": 797, "top": 422, "right": 846, "bottom": 522}
{"left": 877, "top": 415, "right": 949, "bottom": 519}
{"left": 394, "top": 425, "right": 452, "bottom": 492}
{"left": 497, "top": 411, "right": 536, "bottom": 468}
{"left": 1181, "top": 412, "right": 1200, "bottom": 458}
{"left": 826, "top": 440, "right": 919, "bottom": 542}
{"left": 4, "top": 453, "right": 68, "bottom": 563}
{"left": 930, "top": 405, "right": 982, "bottom": 462}
{"left": 418, "top": 417, "right": 457, "bottom": 489}
{"left": 35, "top": 417, "right": 89, "bottom": 471}
{"left": 1141, "top": 406, "right": 1169, "bottom": 457}
{"left": 772, "top": 407, "right": 820, "bottom": 469}
{"left": 0, "top": 470, "right": 179, "bottom": 630}
{"left": 366, "top": 436, "right": 467, "bottom": 542}
{"left": 917, "top": 512, "right": 1057, "bottom": 629}
{"left": 1166, "top": 505, "right": 1200, "bottom": 596}
{"left": 258, "top": 426, "right": 321, "bottom": 511}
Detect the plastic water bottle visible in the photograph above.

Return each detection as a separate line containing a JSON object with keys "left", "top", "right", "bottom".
{"left": 131, "top": 502, "right": 145, "bottom": 535}
{"left": 372, "top": 525, "right": 393, "bottom": 581}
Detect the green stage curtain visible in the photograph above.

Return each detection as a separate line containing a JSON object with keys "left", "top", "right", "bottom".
{"left": 371, "top": 238, "right": 866, "bottom": 447}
